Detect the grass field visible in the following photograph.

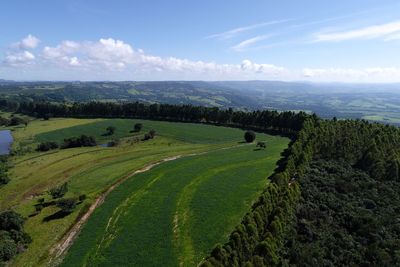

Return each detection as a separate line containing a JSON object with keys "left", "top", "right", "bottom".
{"left": 61, "top": 136, "right": 288, "bottom": 266}
{"left": 35, "top": 118, "right": 250, "bottom": 144}
{"left": 0, "top": 117, "right": 289, "bottom": 266}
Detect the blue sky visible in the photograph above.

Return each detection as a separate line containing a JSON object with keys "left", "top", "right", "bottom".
{"left": 1, "top": 0, "right": 400, "bottom": 82}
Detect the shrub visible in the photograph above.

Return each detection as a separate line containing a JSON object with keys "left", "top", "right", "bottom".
{"left": 78, "top": 194, "right": 87, "bottom": 202}
{"left": 256, "top": 141, "right": 266, "bottom": 149}
{"left": 134, "top": 123, "right": 143, "bottom": 132}
{"left": 244, "top": 131, "right": 256, "bottom": 143}
{"left": 62, "top": 135, "right": 97, "bottom": 149}
{"left": 106, "top": 126, "right": 116, "bottom": 135}
{"left": 49, "top": 182, "right": 68, "bottom": 199}
{"left": 149, "top": 129, "right": 156, "bottom": 138}
{"left": 107, "top": 139, "right": 119, "bottom": 147}
{"left": 36, "top": 141, "right": 59, "bottom": 152}
{"left": 56, "top": 198, "right": 77, "bottom": 214}
{"left": 0, "top": 174, "right": 9, "bottom": 186}
{"left": 0, "top": 211, "right": 25, "bottom": 232}
{"left": 0, "top": 238, "right": 17, "bottom": 262}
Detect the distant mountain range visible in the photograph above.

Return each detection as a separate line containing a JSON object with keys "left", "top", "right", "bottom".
{"left": 0, "top": 80, "right": 399, "bottom": 125}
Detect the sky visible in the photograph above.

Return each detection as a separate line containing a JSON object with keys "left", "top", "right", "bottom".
{"left": 1, "top": 0, "right": 400, "bottom": 82}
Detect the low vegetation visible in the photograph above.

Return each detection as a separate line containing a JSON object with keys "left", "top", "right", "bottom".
{"left": 0, "top": 211, "right": 31, "bottom": 265}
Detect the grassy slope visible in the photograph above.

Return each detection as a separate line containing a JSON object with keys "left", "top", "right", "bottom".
{"left": 36, "top": 118, "right": 249, "bottom": 144}
{"left": 3, "top": 117, "right": 275, "bottom": 266}
{"left": 61, "top": 136, "right": 289, "bottom": 266}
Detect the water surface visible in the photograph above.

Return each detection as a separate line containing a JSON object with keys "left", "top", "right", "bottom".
{"left": 0, "top": 130, "right": 13, "bottom": 155}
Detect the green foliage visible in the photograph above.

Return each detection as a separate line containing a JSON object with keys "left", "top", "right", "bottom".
{"left": 244, "top": 131, "right": 256, "bottom": 143}
{"left": 36, "top": 141, "right": 59, "bottom": 152}
{"left": 0, "top": 211, "right": 30, "bottom": 264}
{"left": 284, "top": 160, "right": 400, "bottom": 266}
{"left": 106, "top": 126, "right": 116, "bottom": 135}
{"left": 256, "top": 141, "right": 266, "bottom": 149}
{"left": 61, "top": 135, "right": 97, "bottom": 149}
{"left": 49, "top": 182, "right": 68, "bottom": 199}
{"left": 61, "top": 139, "right": 289, "bottom": 266}
{"left": 0, "top": 158, "right": 9, "bottom": 186}
{"left": 56, "top": 198, "right": 77, "bottom": 214}
{"left": 134, "top": 123, "right": 143, "bottom": 132}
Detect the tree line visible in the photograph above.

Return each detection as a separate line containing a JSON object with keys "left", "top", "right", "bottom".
{"left": 201, "top": 118, "right": 400, "bottom": 266}
{"left": 0, "top": 100, "right": 310, "bottom": 135}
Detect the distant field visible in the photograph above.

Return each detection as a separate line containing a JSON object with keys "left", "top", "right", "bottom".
{"left": 36, "top": 118, "right": 249, "bottom": 144}
{"left": 2, "top": 117, "right": 289, "bottom": 266}
{"left": 61, "top": 136, "right": 288, "bottom": 266}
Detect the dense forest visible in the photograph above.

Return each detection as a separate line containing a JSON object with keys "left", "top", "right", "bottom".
{"left": 0, "top": 100, "right": 310, "bottom": 135}
{"left": 1, "top": 98, "right": 399, "bottom": 266}
{"left": 201, "top": 118, "right": 400, "bottom": 266}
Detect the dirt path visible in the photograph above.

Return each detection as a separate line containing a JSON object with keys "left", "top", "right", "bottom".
{"left": 48, "top": 154, "right": 186, "bottom": 265}
{"left": 48, "top": 143, "right": 249, "bottom": 266}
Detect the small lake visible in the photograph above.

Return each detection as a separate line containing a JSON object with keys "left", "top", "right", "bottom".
{"left": 0, "top": 130, "right": 13, "bottom": 155}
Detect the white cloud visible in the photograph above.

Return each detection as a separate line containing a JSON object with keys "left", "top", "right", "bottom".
{"left": 3, "top": 36, "right": 400, "bottom": 82}
{"left": 231, "top": 35, "right": 271, "bottom": 51}
{"left": 11, "top": 34, "right": 40, "bottom": 50}
{"left": 4, "top": 51, "right": 35, "bottom": 66}
{"left": 206, "top": 20, "right": 289, "bottom": 40}
{"left": 302, "top": 67, "right": 400, "bottom": 82}
{"left": 314, "top": 20, "right": 400, "bottom": 42}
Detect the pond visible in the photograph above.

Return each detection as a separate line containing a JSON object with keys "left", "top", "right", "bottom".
{"left": 0, "top": 130, "right": 13, "bottom": 155}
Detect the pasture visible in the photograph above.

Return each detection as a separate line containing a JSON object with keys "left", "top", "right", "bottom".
{"left": 61, "top": 136, "right": 288, "bottom": 266}
{"left": 0, "top": 117, "right": 289, "bottom": 266}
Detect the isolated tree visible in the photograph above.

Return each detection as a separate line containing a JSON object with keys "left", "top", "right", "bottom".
{"left": 149, "top": 129, "right": 156, "bottom": 138}
{"left": 106, "top": 126, "right": 116, "bottom": 135}
{"left": 244, "top": 131, "right": 256, "bottom": 143}
{"left": 0, "top": 211, "right": 25, "bottom": 231}
{"left": 256, "top": 141, "right": 266, "bottom": 149}
{"left": 49, "top": 182, "right": 68, "bottom": 199}
{"left": 134, "top": 123, "right": 143, "bottom": 132}
{"left": 36, "top": 141, "right": 59, "bottom": 152}
{"left": 56, "top": 198, "right": 77, "bottom": 214}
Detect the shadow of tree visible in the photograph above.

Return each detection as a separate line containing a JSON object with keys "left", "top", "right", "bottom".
{"left": 43, "top": 210, "right": 72, "bottom": 222}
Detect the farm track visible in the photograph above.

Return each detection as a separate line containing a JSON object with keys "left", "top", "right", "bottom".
{"left": 49, "top": 143, "right": 249, "bottom": 266}
{"left": 48, "top": 154, "right": 187, "bottom": 265}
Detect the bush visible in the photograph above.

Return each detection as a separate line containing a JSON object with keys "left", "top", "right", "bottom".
{"left": 49, "top": 182, "right": 68, "bottom": 199}
{"left": 256, "top": 141, "right": 266, "bottom": 149}
{"left": 56, "top": 198, "right": 77, "bottom": 214}
{"left": 149, "top": 129, "right": 156, "bottom": 138}
{"left": 0, "top": 238, "right": 17, "bottom": 262}
{"left": 244, "top": 131, "right": 256, "bottom": 143}
{"left": 0, "top": 174, "right": 9, "bottom": 186}
{"left": 8, "top": 116, "right": 28, "bottom": 126}
{"left": 107, "top": 139, "right": 119, "bottom": 147}
{"left": 106, "top": 126, "right": 116, "bottom": 135}
{"left": 78, "top": 194, "right": 87, "bottom": 202}
{"left": 62, "top": 135, "right": 97, "bottom": 149}
{"left": 143, "top": 129, "right": 156, "bottom": 141}
{"left": 36, "top": 141, "right": 59, "bottom": 152}
{"left": 134, "top": 123, "right": 143, "bottom": 132}
{"left": 0, "top": 211, "right": 25, "bottom": 232}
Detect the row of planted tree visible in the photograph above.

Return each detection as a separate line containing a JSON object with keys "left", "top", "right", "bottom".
{"left": 0, "top": 100, "right": 310, "bottom": 136}
{"left": 201, "top": 118, "right": 400, "bottom": 266}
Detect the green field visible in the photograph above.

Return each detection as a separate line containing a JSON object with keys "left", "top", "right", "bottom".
{"left": 0, "top": 117, "right": 289, "bottom": 266}
{"left": 61, "top": 139, "right": 288, "bottom": 266}
{"left": 36, "top": 118, "right": 250, "bottom": 144}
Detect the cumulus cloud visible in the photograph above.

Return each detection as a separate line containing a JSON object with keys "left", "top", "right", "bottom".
{"left": 2, "top": 35, "right": 400, "bottom": 82}
{"left": 314, "top": 20, "right": 400, "bottom": 42}
{"left": 13, "top": 34, "right": 40, "bottom": 50}
{"left": 4, "top": 51, "right": 35, "bottom": 66}
{"left": 36, "top": 37, "right": 286, "bottom": 78}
